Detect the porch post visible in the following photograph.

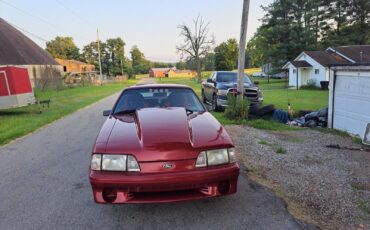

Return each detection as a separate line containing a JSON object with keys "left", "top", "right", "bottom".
{"left": 296, "top": 67, "right": 299, "bottom": 90}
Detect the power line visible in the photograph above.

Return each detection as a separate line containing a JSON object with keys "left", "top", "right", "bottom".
{"left": 6, "top": 19, "right": 49, "bottom": 43}
{"left": 0, "top": 0, "right": 89, "bottom": 40}
{"left": 54, "top": 0, "right": 95, "bottom": 26}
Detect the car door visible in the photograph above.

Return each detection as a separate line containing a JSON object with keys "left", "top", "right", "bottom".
{"left": 210, "top": 72, "right": 217, "bottom": 99}
{"left": 205, "top": 72, "right": 216, "bottom": 100}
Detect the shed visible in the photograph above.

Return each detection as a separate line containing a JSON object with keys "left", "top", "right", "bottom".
{"left": 328, "top": 64, "right": 370, "bottom": 139}
{"left": 0, "top": 66, "right": 36, "bottom": 109}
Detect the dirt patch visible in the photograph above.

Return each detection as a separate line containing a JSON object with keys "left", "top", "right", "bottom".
{"left": 227, "top": 125, "right": 370, "bottom": 230}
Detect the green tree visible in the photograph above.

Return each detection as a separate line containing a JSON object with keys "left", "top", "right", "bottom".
{"left": 203, "top": 53, "right": 216, "bottom": 71}
{"left": 247, "top": 0, "right": 370, "bottom": 73}
{"left": 176, "top": 61, "right": 187, "bottom": 70}
{"left": 46, "top": 36, "right": 79, "bottom": 60}
{"left": 106, "top": 38, "right": 125, "bottom": 76}
{"left": 214, "top": 39, "right": 238, "bottom": 71}
{"left": 130, "top": 46, "right": 150, "bottom": 74}
{"left": 82, "top": 41, "right": 103, "bottom": 70}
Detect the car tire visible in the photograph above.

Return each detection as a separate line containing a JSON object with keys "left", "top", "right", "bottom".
{"left": 249, "top": 104, "right": 260, "bottom": 115}
{"left": 201, "top": 90, "right": 207, "bottom": 103}
{"left": 212, "top": 94, "right": 219, "bottom": 112}
{"left": 254, "top": 104, "right": 275, "bottom": 117}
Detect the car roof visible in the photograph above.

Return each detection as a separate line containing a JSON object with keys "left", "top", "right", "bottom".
{"left": 126, "top": 83, "right": 192, "bottom": 90}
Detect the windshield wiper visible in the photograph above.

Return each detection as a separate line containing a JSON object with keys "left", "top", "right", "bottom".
{"left": 113, "top": 109, "right": 136, "bottom": 115}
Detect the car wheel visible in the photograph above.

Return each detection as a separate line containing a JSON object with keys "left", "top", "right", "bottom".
{"left": 212, "top": 94, "right": 219, "bottom": 111}
{"left": 201, "top": 90, "right": 207, "bottom": 103}
{"left": 254, "top": 104, "right": 275, "bottom": 117}
{"left": 249, "top": 104, "right": 260, "bottom": 115}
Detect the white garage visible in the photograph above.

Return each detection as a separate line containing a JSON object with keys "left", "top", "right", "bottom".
{"left": 328, "top": 65, "right": 370, "bottom": 140}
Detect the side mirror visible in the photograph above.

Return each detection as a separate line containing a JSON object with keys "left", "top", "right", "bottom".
{"left": 254, "top": 81, "right": 260, "bottom": 85}
{"left": 103, "top": 110, "right": 111, "bottom": 116}
{"left": 207, "top": 78, "right": 213, "bottom": 83}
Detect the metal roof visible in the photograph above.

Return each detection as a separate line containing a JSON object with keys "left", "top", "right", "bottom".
{"left": 0, "top": 18, "right": 59, "bottom": 65}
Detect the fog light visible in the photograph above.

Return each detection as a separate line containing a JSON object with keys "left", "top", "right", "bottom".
{"left": 217, "top": 181, "right": 230, "bottom": 194}
{"left": 102, "top": 189, "right": 117, "bottom": 203}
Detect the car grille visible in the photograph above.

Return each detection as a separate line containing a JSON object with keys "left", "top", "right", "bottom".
{"left": 227, "top": 88, "right": 258, "bottom": 100}
{"left": 245, "top": 89, "right": 258, "bottom": 100}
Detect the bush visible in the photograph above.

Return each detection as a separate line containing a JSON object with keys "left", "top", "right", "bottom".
{"left": 224, "top": 94, "right": 249, "bottom": 121}
{"left": 300, "top": 79, "right": 320, "bottom": 90}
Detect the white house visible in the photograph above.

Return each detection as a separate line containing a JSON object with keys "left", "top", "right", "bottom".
{"left": 283, "top": 45, "right": 370, "bottom": 88}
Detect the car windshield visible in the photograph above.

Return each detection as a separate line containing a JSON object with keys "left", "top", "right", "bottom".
{"left": 113, "top": 87, "right": 205, "bottom": 114}
{"left": 216, "top": 72, "right": 252, "bottom": 84}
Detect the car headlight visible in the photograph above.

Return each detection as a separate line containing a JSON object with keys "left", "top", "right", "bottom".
{"left": 195, "top": 148, "right": 236, "bottom": 167}
{"left": 102, "top": 155, "right": 127, "bottom": 171}
{"left": 216, "top": 89, "right": 228, "bottom": 96}
{"left": 90, "top": 154, "right": 140, "bottom": 172}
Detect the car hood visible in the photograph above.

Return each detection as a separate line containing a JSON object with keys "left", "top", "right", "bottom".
{"left": 93, "top": 108, "right": 233, "bottom": 162}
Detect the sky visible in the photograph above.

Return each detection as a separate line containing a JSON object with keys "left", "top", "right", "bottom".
{"left": 0, "top": 0, "right": 273, "bottom": 62}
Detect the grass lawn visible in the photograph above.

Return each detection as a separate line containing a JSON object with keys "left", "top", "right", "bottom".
{"left": 155, "top": 76, "right": 329, "bottom": 131}
{"left": 0, "top": 80, "right": 137, "bottom": 145}
{"left": 254, "top": 77, "right": 329, "bottom": 113}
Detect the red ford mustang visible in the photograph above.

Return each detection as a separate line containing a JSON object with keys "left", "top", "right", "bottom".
{"left": 89, "top": 84, "right": 239, "bottom": 203}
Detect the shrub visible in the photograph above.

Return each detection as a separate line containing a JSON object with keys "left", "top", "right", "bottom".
{"left": 300, "top": 79, "right": 319, "bottom": 90}
{"left": 224, "top": 94, "right": 249, "bottom": 121}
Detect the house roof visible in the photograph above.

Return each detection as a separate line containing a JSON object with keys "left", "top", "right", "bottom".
{"left": 55, "top": 58, "right": 94, "bottom": 66}
{"left": 304, "top": 50, "right": 350, "bottom": 67}
{"left": 290, "top": 60, "right": 312, "bottom": 68}
{"left": 330, "top": 45, "right": 370, "bottom": 63}
{"left": 150, "top": 68, "right": 171, "bottom": 72}
{"left": 0, "top": 18, "right": 59, "bottom": 65}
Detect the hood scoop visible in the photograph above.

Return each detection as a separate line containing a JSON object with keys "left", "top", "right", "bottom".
{"left": 136, "top": 108, "right": 192, "bottom": 150}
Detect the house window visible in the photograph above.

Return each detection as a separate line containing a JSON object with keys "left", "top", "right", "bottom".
{"left": 293, "top": 69, "right": 296, "bottom": 74}
{"left": 315, "top": 69, "right": 319, "bottom": 74}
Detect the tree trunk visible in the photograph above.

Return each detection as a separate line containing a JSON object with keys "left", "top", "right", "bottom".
{"left": 237, "top": 0, "right": 250, "bottom": 99}
{"left": 196, "top": 56, "right": 202, "bottom": 83}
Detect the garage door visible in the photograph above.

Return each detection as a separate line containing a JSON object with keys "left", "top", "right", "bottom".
{"left": 333, "top": 71, "right": 370, "bottom": 138}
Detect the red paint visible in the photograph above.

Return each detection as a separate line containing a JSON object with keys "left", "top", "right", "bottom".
{"left": 0, "top": 72, "right": 8, "bottom": 96}
{"left": 0, "top": 66, "right": 32, "bottom": 96}
{"left": 89, "top": 84, "right": 239, "bottom": 204}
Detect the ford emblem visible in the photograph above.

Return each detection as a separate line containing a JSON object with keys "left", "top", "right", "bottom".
{"left": 162, "top": 163, "right": 173, "bottom": 169}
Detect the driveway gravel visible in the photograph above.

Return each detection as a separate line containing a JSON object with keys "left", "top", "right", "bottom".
{"left": 227, "top": 125, "right": 370, "bottom": 230}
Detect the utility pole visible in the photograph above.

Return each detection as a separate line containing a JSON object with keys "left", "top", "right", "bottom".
{"left": 237, "top": 0, "right": 250, "bottom": 100}
{"left": 97, "top": 28, "right": 103, "bottom": 85}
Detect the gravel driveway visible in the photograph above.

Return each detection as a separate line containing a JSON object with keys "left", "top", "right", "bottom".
{"left": 227, "top": 125, "right": 370, "bottom": 230}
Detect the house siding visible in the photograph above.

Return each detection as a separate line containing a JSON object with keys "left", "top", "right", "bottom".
{"left": 286, "top": 52, "right": 327, "bottom": 87}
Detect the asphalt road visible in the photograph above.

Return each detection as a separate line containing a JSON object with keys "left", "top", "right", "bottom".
{"left": 0, "top": 85, "right": 317, "bottom": 230}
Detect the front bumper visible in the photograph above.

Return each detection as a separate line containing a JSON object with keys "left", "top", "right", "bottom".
{"left": 89, "top": 163, "right": 239, "bottom": 204}
{"left": 217, "top": 96, "right": 263, "bottom": 108}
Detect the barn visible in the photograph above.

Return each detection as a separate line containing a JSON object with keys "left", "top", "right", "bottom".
{"left": 0, "top": 17, "right": 63, "bottom": 89}
{"left": 328, "top": 64, "right": 370, "bottom": 140}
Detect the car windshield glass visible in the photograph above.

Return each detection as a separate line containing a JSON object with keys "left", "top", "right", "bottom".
{"left": 113, "top": 87, "right": 205, "bottom": 114}
{"left": 216, "top": 72, "right": 252, "bottom": 84}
